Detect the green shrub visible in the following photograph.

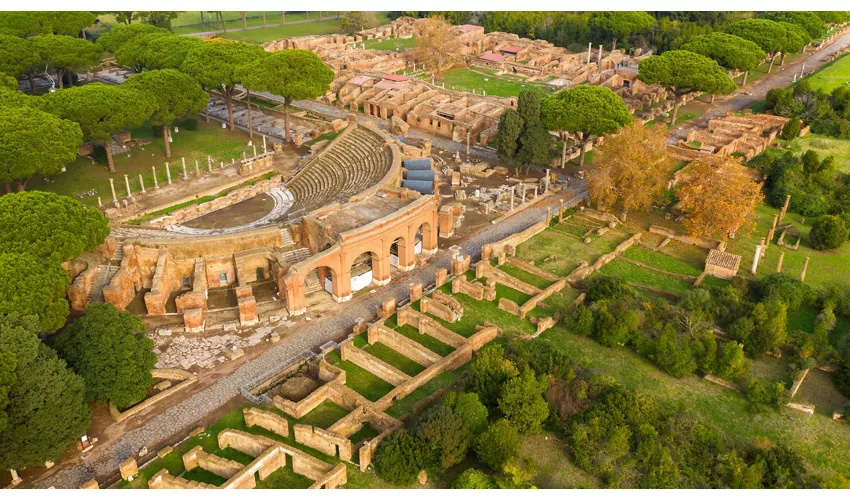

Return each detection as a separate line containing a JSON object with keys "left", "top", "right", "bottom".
{"left": 472, "top": 345, "right": 519, "bottom": 409}
{"left": 810, "top": 214, "right": 849, "bottom": 250}
{"left": 653, "top": 326, "right": 697, "bottom": 378}
{"left": 584, "top": 275, "right": 634, "bottom": 302}
{"left": 416, "top": 406, "right": 471, "bottom": 470}
{"left": 444, "top": 392, "right": 488, "bottom": 434}
{"left": 742, "top": 377, "right": 790, "bottom": 410}
{"left": 498, "top": 367, "right": 549, "bottom": 434}
{"left": 780, "top": 117, "right": 802, "bottom": 141}
{"left": 452, "top": 468, "right": 496, "bottom": 489}
{"left": 373, "top": 429, "right": 431, "bottom": 485}
{"left": 476, "top": 419, "right": 521, "bottom": 470}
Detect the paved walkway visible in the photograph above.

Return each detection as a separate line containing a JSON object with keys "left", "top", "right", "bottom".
{"left": 668, "top": 31, "right": 850, "bottom": 143}
{"left": 35, "top": 193, "right": 568, "bottom": 489}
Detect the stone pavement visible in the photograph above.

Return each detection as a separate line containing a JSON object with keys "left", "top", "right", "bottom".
{"left": 34, "top": 192, "right": 571, "bottom": 489}
{"left": 668, "top": 31, "right": 850, "bottom": 143}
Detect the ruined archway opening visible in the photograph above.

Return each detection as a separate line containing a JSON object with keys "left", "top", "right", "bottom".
{"left": 350, "top": 251, "right": 380, "bottom": 292}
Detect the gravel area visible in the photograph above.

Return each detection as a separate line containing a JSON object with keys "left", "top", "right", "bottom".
{"left": 35, "top": 191, "right": 576, "bottom": 489}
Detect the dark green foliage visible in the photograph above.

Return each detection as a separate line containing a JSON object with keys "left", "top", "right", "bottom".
{"left": 180, "top": 117, "right": 198, "bottom": 131}
{"left": 758, "top": 274, "right": 814, "bottom": 312}
{"left": 715, "top": 341, "right": 749, "bottom": 381}
{"left": 780, "top": 117, "right": 801, "bottom": 141}
{"left": 498, "top": 367, "right": 550, "bottom": 434}
{"left": 0, "top": 348, "right": 15, "bottom": 435}
{"left": 415, "top": 405, "right": 470, "bottom": 470}
{"left": 452, "top": 468, "right": 495, "bottom": 489}
{"left": 0, "top": 191, "right": 109, "bottom": 262}
{"left": 444, "top": 392, "right": 488, "bottom": 434}
{"left": 471, "top": 345, "right": 519, "bottom": 409}
{"left": 475, "top": 419, "right": 521, "bottom": 470}
{"left": 96, "top": 23, "right": 169, "bottom": 53}
{"left": 592, "top": 301, "right": 640, "bottom": 347}
{"left": 54, "top": 303, "right": 155, "bottom": 408}
{"left": 742, "top": 377, "right": 790, "bottom": 411}
{"left": 638, "top": 50, "right": 737, "bottom": 97}
{"left": 114, "top": 31, "right": 172, "bottom": 70}
{"left": 124, "top": 69, "right": 209, "bottom": 129}
{"left": 653, "top": 326, "right": 697, "bottom": 378}
{"left": 681, "top": 32, "right": 766, "bottom": 72}
{"left": 505, "top": 338, "right": 573, "bottom": 378}
{"left": 729, "top": 300, "right": 787, "bottom": 356}
{"left": 0, "top": 253, "right": 69, "bottom": 333}
{"left": 584, "top": 274, "right": 634, "bottom": 302}
{"left": 373, "top": 429, "right": 431, "bottom": 485}
{"left": 496, "top": 108, "right": 522, "bottom": 163}
{"left": 0, "top": 314, "right": 90, "bottom": 470}
{"left": 760, "top": 11, "right": 826, "bottom": 39}
{"left": 140, "top": 35, "right": 204, "bottom": 70}
{"left": 0, "top": 35, "right": 40, "bottom": 78}
{"left": 810, "top": 214, "right": 849, "bottom": 250}
{"left": 497, "top": 90, "right": 550, "bottom": 169}
{"left": 588, "top": 11, "right": 655, "bottom": 49}
{"left": 30, "top": 34, "right": 103, "bottom": 84}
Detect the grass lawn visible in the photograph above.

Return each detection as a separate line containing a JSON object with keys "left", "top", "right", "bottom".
{"left": 364, "top": 343, "right": 425, "bottom": 376}
{"left": 598, "top": 258, "right": 693, "bottom": 296}
{"left": 794, "top": 368, "right": 849, "bottom": 418}
{"left": 520, "top": 433, "right": 600, "bottom": 488}
{"left": 515, "top": 224, "right": 632, "bottom": 277}
{"left": 219, "top": 13, "right": 391, "bottom": 44}
{"left": 423, "top": 281, "right": 539, "bottom": 338}
{"left": 622, "top": 245, "right": 703, "bottom": 277}
{"left": 363, "top": 36, "right": 417, "bottom": 51}
{"left": 541, "top": 325, "right": 850, "bottom": 486}
{"left": 27, "top": 120, "right": 252, "bottom": 208}
{"left": 800, "top": 53, "right": 850, "bottom": 93}
{"left": 439, "top": 67, "right": 554, "bottom": 98}
{"left": 324, "top": 351, "right": 396, "bottom": 402}
{"left": 298, "top": 400, "right": 350, "bottom": 428}
{"left": 795, "top": 133, "right": 850, "bottom": 173}
{"left": 383, "top": 317, "right": 457, "bottom": 357}
{"left": 724, "top": 203, "right": 850, "bottom": 290}
{"left": 172, "top": 12, "right": 342, "bottom": 35}
{"left": 386, "top": 368, "right": 468, "bottom": 419}
{"left": 498, "top": 262, "right": 555, "bottom": 289}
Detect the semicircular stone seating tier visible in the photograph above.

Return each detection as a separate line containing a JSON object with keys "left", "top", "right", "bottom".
{"left": 284, "top": 126, "right": 393, "bottom": 219}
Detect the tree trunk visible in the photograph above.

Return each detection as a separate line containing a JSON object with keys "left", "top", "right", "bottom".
{"left": 65, "top": 70, "right": 73, "bottom": 87}
{"left": 200, "top": 11, "right": 204, "bottom": 27}
{"left": 560, "top": 133, "right": 567, "bottom": 169}
{"left": 741, "top": 71, "right": 748, "bottom": 86}
{"left": 780, "top": 52, "right": 787, "bottom": 66}
{"left": 27, "top": 72, "right": 34, "bottom": 93}
{"left": 318, "top": 11, "right": 322, "bottom": 21}
{"left": 105, "top": 144, "right": 116, "bottom": 173}
{"left": 622, "top": 209, "right": 628, "bottom": 222}
{"left": 220, "top": 12, "right": 227, "bottom": 33}
{"left": 15, "top": 180, "right": 25, "bottom": 192}
{"left": 710, "top": 93, "right": 715, "bottom": 104}
{"left": 82, "top": 28, "right": 87, "bottom": 40}
{"left": 306, "top": 11, "right": 309, "bottom": 19}
{"left": 283, "top": 100, "right": 292, "bottom": 144}
{"left": 670, "top": 97, "right": 680, "bottom": 126}
{"left": 263, "top": 12, "right": 266, "bottom": 27}
{"left": 241, "top": 12, "right": 247, "bottom": 29}
{"left": 57, "top": 69, "right": 64, "bottom": 89}
{"left": 225, "top": 87, "right": 234, "bottom": 131}
{"left": 611, "top": 36, "right": 617, "bottom": 52}
{"left": 281, "top": 12, "right": 285, "bottom": 25}
{"left": 163, "top": 125, "right": 172, "bottom": 158}
{"left": 204, "top": 98, "right": 210, "bottom": 122}
{"left": 767, "top": 53, "right": 777, "bottom": 73}
{"left": 578, "top": 138, "right": 588, "bottom": 167}
{"left": 247, "top": 91, "right": 253, "bottom": 139}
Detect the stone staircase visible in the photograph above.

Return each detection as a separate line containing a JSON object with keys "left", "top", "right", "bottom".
{"left": 280, "top": 228, "right": 295, "bottom": 248}
{"left": 280, "top": 247, "right": 322, "bottom": 294}
{"left": 87, "top": 264, "right": 119, "bottom": 304}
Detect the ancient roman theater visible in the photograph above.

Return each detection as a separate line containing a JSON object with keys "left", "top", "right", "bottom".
{"left": 71, "top": 116, "right": 439, "bottom": 332}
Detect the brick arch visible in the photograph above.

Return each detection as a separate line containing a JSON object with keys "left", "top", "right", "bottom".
{"left": 345, "top": 249, "right": 387, "bottom": 289}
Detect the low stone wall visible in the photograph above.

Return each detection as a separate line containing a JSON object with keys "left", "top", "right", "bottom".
{"left": 476, "top": 261, "right": 542, "bottom": 296}
{"left": 397, "top": 307, "right": 467, "bottom": 348}
{"left": 147, "top": 177, "right": 283, "bottom": 228}
{"left": 649, "top": 224, "right": 724, "bottom": 251}
{"left": 535, "top": 316, "right": 556, "bottom": 335}
{"left": 293, "top": 424, "right": 353, "bottom": 460}
{"left": 367, "top": 323, "right": 441, "bottom": 367}
{"left": 244, "top": 407, "right": 290, "bottom": 438}
{"left": 504, "top": 256, "right": 560, "bottom": 282}
{"left": 68, "top": 263, "right": 99, "bottom": 311}
{"left": 452, "top": 275, "right": 496, "bottom": 301}
{"left": 481, "top": 219, "right": 548, "bottom": 260}
{"left": 519, "top": 278, "right": 568, "bottom": 319}
{"left": 273, "top": 384, "right": 333, "bottom": 419}
{"left": 341, "top": 342, "right": 410, "bottom": 385}
{"left": 566, "top": 233, "right": 641, "bottom": 284}
{"left": 308, "top": 463, "right": 348, "bottom": 489}
{"left": 149, "top": 469, "right": 217, "bottom": 489}
{"left": 498, "top": 297, "right": 521, "bottom": 316}
{"left": 184, "top": 445, "right": 244, "bottom": 479}
{"left": 421, "top": 291, "right": 463, "bottom": 323}
{"left": 109, "top": 369, "right": 198, "bottom": 422}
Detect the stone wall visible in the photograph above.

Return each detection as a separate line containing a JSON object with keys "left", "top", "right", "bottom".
{"left": 293, "top": 424, "right": 353, "bottom": 460}
{"left": 149, "top": 469, "right": 217, "bottom": 489}
{"left": 504, "top": 256, "right": 560, "bottom": 281}
{"left": 566, "top": 233, "right": 641, "bottom": 284}
{"left": 520, "top": 278, "right": 568, "bottom": 319}
{"left": 498, "top": 297, "right": 521, "bottom": 316}
{"left": 243, "top": 407, "right": 290, "bottom": 438}
{"left": 144, "top": 249, "right": 180, "bottom": 315}
{"left": 481, "top": 219, "right": 548, "bottom": 259}
{"left": 452, "top": 274, "right": 496, "bottom": 301}
{"left": 649, "top": 225, "right": 724, "bottom": 251}
{"left": 475, "top": 261, "right": 542, "bottom": 296}
{"left": 397, "top": 307, "right": 467, "bottom": 348}
{"left": 421, "top": 292, "right": 463, "bottom": 323}
{"left": 341, "top": 342, "right": 410, "bottom": 385}
{"left": 109, "top": 369, "right": 198, "bottom": 423}
{"left": 184, "top": 445, "right": 244, "bottom": 479}
{"left": 367, "top": 323, "right": 441, "bottom": 367}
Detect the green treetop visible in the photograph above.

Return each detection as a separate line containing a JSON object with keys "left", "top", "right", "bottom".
{"left": 140, "top": 35, "right": 203, "bottom": 70}
{"left": 0, "top": 106, "right": 82, "bottom": 190}
{"left": 30, "top": 34, "right": 103, "bottom": 89}
{"left": 542, "top": 85, "right": 632, "bottom": 167}
{"left": 42, "top": 83, "right": 154, "bottom": 172}
{"left": 0, "top": 35, "right": 40, "bottom": 79}
{"left": 96, "top": 22, "right": 169, "bottom": 54}
{"left": 236, "top": 49, "right": 334, "bottom": 143}
{"left": 0, "top": 191, "right": 109, "bottom": 261}
{"left": 638, "top": 50, "right": 736, "bottom": 124}
{"left": 589, "top": 11, "right": 655, "bottom": 51}
{"left": 124, "top": 69, "right": 209, "bottom": 158}
{"left": 725, "top": 19, "right": 788, "bottom": 73}
{"left": 0, "top": 314, "right": 90, "bottom": 470}
{"left": 761, "top": 11, "right": 826, "bottom": 39}
{"left": 181, "top": 41, "right": 266, "bottom": 132}
{"left": 0, "top": 253, "right": 70, "bottom": 333}
{"left": 114, "top": 31, "right": 172, "bottom": 72}
{"left": 681, "top": 32, "right": 766, "bottom": 86}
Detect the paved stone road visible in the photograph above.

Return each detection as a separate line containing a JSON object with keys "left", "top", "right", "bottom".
{"left": 668, "top": 31, "right": 850, "bottom": 143}
{"left": 35, "top": 194, "right": 566, "bottom": 489}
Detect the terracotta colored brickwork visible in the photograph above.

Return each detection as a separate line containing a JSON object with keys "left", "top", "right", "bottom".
{"left": 397, "top": 307, "right": 467, "bottom": 348}
{"left": 341, "top": 342, "right": 410, "bottom": 385}
{"left": 475, "top": 261, "right": 542, "bottom": 296}
{"left": 243, "top": 407, "right": 290, "bottom": 438}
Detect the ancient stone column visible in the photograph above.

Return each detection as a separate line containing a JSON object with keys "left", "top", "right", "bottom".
{"left": 776, "top": 252, "right": 785, "bottom": 273}
{"left": 10, "top": 469, "right": 21, "bottom": 486}
{"left": 534, "top": 185, "right": 539, "bottom": 198}
{"left": 139, "top": 174, "right": 146, "bottom": 193}
{"left": 97, "top": 196, "right": 102, "bottom": 207}
{"left": 750, "top": 241, "right": 763, "bottom": 274}
{"left": 152, "top": 166, "right": 159, "bottom": 189}
{"left": 597, "top": 45, "right": 603, "bottom": 73}
{"left": 466, "top": 132, "right": 470, "bottom": 155}
{"left": 195, "top": 160, "right": 200, "bottom": 177}
{"left": 123, "top": 175, "right": 131, "bottom": 197}
{"left": 165, "top": 162, "right": 172, "bottom": 185}
{"left": 521, "top": 185, "right": 526, "bottom": 204}
{"left": 800, "top": 257, "right": 810, "bottom": 282}
{"left": 544, "top": 169, "right": 550, "bottom": 193}
{"left": 779, "top": 194, "right": 791, "bottom": 222}
{"left": 181, "top": 158, "right": 188, "bottom": 180}
{"left": 559, "top": 200, "right": 565, "bottom": 222}
{"left": 253, "top": 144, "right": 257, "bottom": 157}
{"left": 263, "top": 135, "right": 267, "bottom": 153}
{"left": 510, "top": 186, "right": 515, "bottom": 210}
{"left": 208, "top": 155, "right": 212, "bottom": 172}
{"left": 109, "top": 178, "right": 117, "bottom": 202}
{"left": 546, "top": 207, "right": 552, "bottom": 224}
{"left": 587, "top": 42, "right": 592, "bottom": 64}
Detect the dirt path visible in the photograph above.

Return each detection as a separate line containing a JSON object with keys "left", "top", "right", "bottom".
{"left": 667, "top": 31, "right": 850, "bottom": 143}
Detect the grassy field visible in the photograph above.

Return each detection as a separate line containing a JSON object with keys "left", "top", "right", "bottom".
{"left": 219, "top": 13, "right": 392, "bottom": 44}
{"left": 439, "top": 67, "right": 555, "bottom": 98}
{"left": 622, "top": 245, "right": 704, "bottom": 277}
{"left": 801, "top": 53, "right": 850, "bottom": 92}
{"left": 363, "top": 36, "right": 417, "bottom": 51}
{"left": 27, "top": 120, "right": 252, "bottom": 207}
{"left": 598, "top": 258, "right": 694, "bottom": 296}
{"left": 364, "top": 343, "right": 425, "bottom": 376}
{"left": 515, "top": 223, "right": 631, "bottom": 277}
{"left": 499, "top": 263, "right": 555, "bottom": 289}
{"left": 795, "top": 133, "right": 850, "bottom": 172}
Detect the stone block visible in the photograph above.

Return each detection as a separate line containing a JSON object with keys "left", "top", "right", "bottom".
{"left": 224, "top": 347, "right": 245, "bottom": 361}
{"left": 409, "top": 282, "right": 423, "bottom": 302}
{"left": 119, "top": 458, "right": 138, "bottom": 480}
{"left": 157, "top": 446, "right": 174, "bottom": 459}
{"left": 189, "top": 426, "right": 205, "bottom": 438}
{"left": 270, "top": 332, "right": 281, "bottom": 343}
{"left": 238, "top": 296, "right": 259, "bottom": 327}
{"left": 154, "top": 380, "right": 172, "bottom": 392}
{"left": 379, "top": 297, "right": 396, "bottom": 319}
{"left": 435, "top": 268, "right": 448, "bottom": 288}
{"left": 183, "top": 308, "right": 205, "bottom": 333}
{"left": 80, "top": 479, "right": 99, "bottom": 489}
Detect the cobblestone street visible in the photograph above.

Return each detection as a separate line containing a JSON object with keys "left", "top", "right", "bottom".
{"left": 34, "top": 195, "right": 563, "bottom": 489}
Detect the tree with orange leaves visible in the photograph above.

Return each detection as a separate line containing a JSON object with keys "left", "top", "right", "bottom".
{"left": 676, "top": 157, "right": 764, "bottom": 240}
{"left": 585, "top": 122, "right": 674, "bottom": 221}
{"left": 414, "top": 16, "right": 460, "bottom": 74}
